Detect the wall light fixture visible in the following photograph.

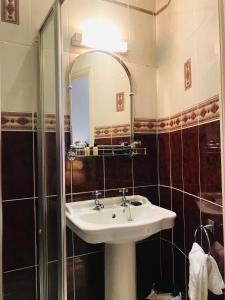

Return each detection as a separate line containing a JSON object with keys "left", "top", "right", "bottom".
{"left": 71, "top": 18, "right": 128, "bottom": 53}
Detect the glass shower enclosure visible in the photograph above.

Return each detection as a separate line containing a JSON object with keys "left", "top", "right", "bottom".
{"left": 38, "top": 1, "right": 66, "bottom": 299}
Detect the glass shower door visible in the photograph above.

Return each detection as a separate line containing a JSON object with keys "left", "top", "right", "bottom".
{"left": 38, "top": 1, "right": 66, "bottom": 300}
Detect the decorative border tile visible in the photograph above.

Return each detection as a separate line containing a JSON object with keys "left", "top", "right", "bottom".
{"left": 1, "top": 0, "right": 19, "bottom": 25}
{"left": 101, "top": 0, "right": 171, "bottom": 16}
{"left": 1, "top": 112, "right": 32, "bottom": 131}
{"left": 134, "top": 118, "right": 158, "bottom": 134}
{"left": 155, "top": 0, "right": 172, "bottom": 16}
{"left": 95, "top": 124, "right": 131, "bottom": 138}
{"left": 135, "top": 95, "right": 220, "bottom": 134}
{"left": 1, "top": 113, "right": 70, "bottom": 132}
{"left": 36, "top": 114, "right": 70, "bottom": 132}
{"left": 95, "top": 125, "right": 111, "bottom": 138}
{"left": 64, "top": 115, "right": 70, "bottom": 132}
{"left": 111, "top": 124, "right": 131, "bottom": 137}
{"left": 101, "top": 0, "right": 154, "bottom": 15}
{"left": 1, "top": 95, "right": 220, "bottom": 133}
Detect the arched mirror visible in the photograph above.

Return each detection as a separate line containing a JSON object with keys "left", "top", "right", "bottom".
{"left": 69, "top": 50, "right": 133, "bottom": 148}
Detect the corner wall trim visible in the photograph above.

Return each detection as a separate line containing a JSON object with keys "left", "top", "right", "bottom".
{"left": 101, "top": 0, "right": 171, "bottom": 16}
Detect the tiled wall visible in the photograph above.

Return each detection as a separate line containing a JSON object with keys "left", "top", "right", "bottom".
{"left": 156, "top": 0, "right": 220, "bottom": 118}
{"left": 1, "top": 120, "right": 38, "bottom": 300}
{"left": 2, "top": 117, "right": 222, "bottom": 295}
{"left": 155, "top": 1, "right": 223, "bottom": 297}
{"left": 158, "top": 117, "right": 223, "bottom": 298}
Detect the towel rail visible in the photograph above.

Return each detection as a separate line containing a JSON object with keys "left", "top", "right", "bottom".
{"left": 194, "top": 225, "right": 213, "bottom": 255}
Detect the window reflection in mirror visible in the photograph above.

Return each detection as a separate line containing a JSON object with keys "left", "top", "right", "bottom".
{"left": 69, "top": 51, "right": 132, "bottom": 147}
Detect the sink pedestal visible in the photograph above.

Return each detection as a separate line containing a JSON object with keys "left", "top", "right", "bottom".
{"left": 105, "top": 242, "right": 136, "bottom": 300}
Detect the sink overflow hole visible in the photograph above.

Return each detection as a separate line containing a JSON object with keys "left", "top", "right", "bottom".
{"left": 112, "top": 214, "right": 116, "bottom": 218}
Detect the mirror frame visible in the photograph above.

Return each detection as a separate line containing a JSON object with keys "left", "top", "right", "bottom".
{"left": 68, "top": 50, "right": 134, "bottom": 146}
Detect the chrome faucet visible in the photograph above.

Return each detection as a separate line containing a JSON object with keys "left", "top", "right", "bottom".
{"left": 119, "top": 188, "right": 129, "bottom": 206}
{"left": 92, "top": 191, "right": 104, "bottom": 210}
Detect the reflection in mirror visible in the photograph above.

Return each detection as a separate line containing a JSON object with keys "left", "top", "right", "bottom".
{"left": 69, "top": 51, "right": 133, "bottom": 147}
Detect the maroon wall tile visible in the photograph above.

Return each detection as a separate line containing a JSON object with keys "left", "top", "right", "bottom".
{"left": 170, "top": 131, "right": 183, "bottom": 189}
{"left": 199, "top": 199, "right": 224, "bottom": 275}
{"left": 67, "top": 258, "right": 75, "bottom": 300}
{"left": 72, "top": 157, "right": 104, "bottom": 193}
{"left": 34, "top": 132, "right": 38, "bottom": 198}
{"left": 183, "top": 193, "right": 201, "bottom": 253}
{"left": 73, "top": 234, "right": 103, "bottom": 256}
{"left": 65, "top": 132, "right": 72, "bottom": 195}
{"left": 3, "top": 199, "right": 36, "bottom": 271}
{"left": 173, "top": 247, "right": 188, "bottom": 296}
{"left": 160, "top": 240, "right": 174, "bottom": 284}
{"left": 65, "top": 132, "right": 71, "bottom": 150}
{"left": 104, "top": 156, "right": 132, "bottom": 189}
{"left": 70, "top": 192, "right": 94, "bottom": 202}
{"left": 2, "top": 132, "right": 34, "bottom": 200}
{"left": 104, "top": 187, "right": 133, "bottom": 198}
{"left": 94, "top": 138, "right": 112, "bottom": 145}
{"left": 134, "top": 133, "right": 155, "bottom": 149}
{"left": 66, "top": 228, "right": 73, "bottom": 258}
{"left": 111, "top": 136, "right": 131, "bottom": 145}
{"left": 74, "top": 252, "right": 104, "bottom": 300}
{"left": 47, "top": 196, "right": 73, "bottom": 262}
{"left": 159, "top": 186, "right": 172, "bottom": 241}
{"left": 211, "top": 240, "right": 224, "bottom": 278}
{"left": 158, "top": 133, "right": 171, "bottom": 186}
{"left": 34, "top": 131, "right": 57, "bottom": 197}
{"left": 182, "top": 126, "right": 200, "bottom": 196}
{"left": 3, "top": 267, "right": 36, "bottom": 300}
{"left": 65, "top": 160, "right": 72, "bottom": 195}
{"left": 158, "top": 120, "right": 224, "bottom": 294}
{"left": 48, "top": 261, "right": 58, "bottom": 300}
{"left": 200, "top": 199, "right": 223, "bottom": 244}
{"left": 133, "top": 134, "right": 158, "bottom": 186}
{"left": 134, "top": 186, "right": 159, "bottom": 206}
{"left": 136, "top": 238, "right": 161, "bottom": 299}
{"left": 47, "top": 197, "right": 57, "bottom": 262}
{"left": 199, "top": 121, "right": 221, "bottom": 194}
{"left": 172, "top": 189, "right": 185, "bottom": 252}
{"left": 45, "top": 132, "right": 57, "bottom": 196}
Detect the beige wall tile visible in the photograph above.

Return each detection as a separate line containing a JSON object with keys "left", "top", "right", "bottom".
{"left": 156, "top": 0, "right": 220, "bottom": 118}
{"left": 0, "top": 0, "right": 32, "bottom": 45}
{"left": 128, "top": 62, "right": 157, "bottom": 118}
{"left": 0, "top": 42, "right": 37, "bottom": 113}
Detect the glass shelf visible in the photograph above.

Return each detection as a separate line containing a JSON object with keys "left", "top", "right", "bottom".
{"left": 67, "top": 147, "right": 147, "bottom": 160}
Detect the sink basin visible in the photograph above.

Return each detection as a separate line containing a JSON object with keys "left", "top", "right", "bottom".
{"left": 66, "top": 195, "right": 176, "bottom": 300}
{"left": 66, "top": 195, "right": 176, "bottom": 244}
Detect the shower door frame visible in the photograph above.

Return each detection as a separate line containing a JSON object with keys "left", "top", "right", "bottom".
{"left": 218, "top": 0, "right": 225, "bottom": 277}
{"left": 38, "top": 0, "right": 67, "bottom": 300}
{"left": 0, "top": 60, "right": 3, "bottom": 300}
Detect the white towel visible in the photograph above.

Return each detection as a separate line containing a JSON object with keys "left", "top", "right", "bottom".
{"left": 208, "top": 254, "right": 225, "bottom": 295}
{"left": 189, "top": 242, "right": 225, "bottom": 300}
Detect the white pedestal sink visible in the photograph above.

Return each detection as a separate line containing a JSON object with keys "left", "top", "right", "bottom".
{"left": 66, "top": 195, "right": 176, "bottom": 300}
